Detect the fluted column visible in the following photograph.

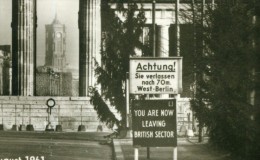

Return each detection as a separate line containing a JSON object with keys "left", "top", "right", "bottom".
{"left": 78, "top": 0, "right": 101, "bottom": 96}
{"left": 156, "top": 25, "right": 170, "bottom": 57}
{"left": 156, "top": 25, "right": 171, "bottom": 99}
{"left": 12, "top": 0, "right": 37, "bottom": 96}
{"left": 0, "top": 55, "right": 3, "bottom": 95}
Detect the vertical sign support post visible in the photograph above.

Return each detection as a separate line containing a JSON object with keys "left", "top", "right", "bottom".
{"left": 81, "top": 105, "right": 83, "bottom": 126}
{"left": 149, "top": 1, "right": 156, "bottom": 158}
{"left": 1, "top": 104, "right": 3, "bottom": 124}
{"left": 58, "top": 105, "right": 60, "bottom": 125}
{"left": 29, "top": 105, "right": 31, "bottom": 125}
{"left": 22, "top": 105, "right": 24, "bottom": 126}
{"left": 126, "top": 72, "right": 130, "bottom": 128}
{"left": 176, "top": 0, "right": 180, "bottom": 57}
{"left": 174, "top": 97, "right": 178, "bottom": 160}
{"left": 147, "top": 147, "right": 150, "bottom": 159}
{"left": 173, "top": 147, "right": 177, "bottom": 160}
{"left": 134, "top": 148, "right": 139, "bottom": 160}
{"left": 174, "top": 0, "right": 180, "bottom": 159}
{"left": 152, "top": 0, "right": 156, "bottom": 57}
{"left": 14, "top": 105, "right": 17, "bottom": 126}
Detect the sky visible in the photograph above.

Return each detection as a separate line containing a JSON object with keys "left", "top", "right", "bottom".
{"left": 0, "top": 0, "right": 79, "bottom": 69}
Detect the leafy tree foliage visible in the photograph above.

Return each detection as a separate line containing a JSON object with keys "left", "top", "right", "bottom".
{"left": 191, "top": 1, "right": 260, "bottom": 159}
{"left": 90, "top": 1, "right": 146, "bottom": 130}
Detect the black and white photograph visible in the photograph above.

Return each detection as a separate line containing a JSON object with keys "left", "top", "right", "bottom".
{"left": 0, "top": 0, "right": 259, "bottom": 160}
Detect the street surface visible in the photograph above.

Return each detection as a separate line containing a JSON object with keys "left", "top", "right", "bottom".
{"left": 0, "top": 132, "right": 112, "bottom": 160}
{"left": 117, "top": 138, "right": 232, "bottom": 160}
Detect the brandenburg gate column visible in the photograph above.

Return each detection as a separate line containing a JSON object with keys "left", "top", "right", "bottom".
{"left": 12, "top": 0, "right": 37, "bottom": 96}
{"left": 78, "top": 0, "right": 101, "bottom": 96}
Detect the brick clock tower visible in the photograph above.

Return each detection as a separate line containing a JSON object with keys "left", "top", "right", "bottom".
{"left": 45, "top": 14, "right": 66, "bottom": 72}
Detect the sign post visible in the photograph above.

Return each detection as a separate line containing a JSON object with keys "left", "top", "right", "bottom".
{"left": 129, "top": 57, "right": 182, "bottom": 160}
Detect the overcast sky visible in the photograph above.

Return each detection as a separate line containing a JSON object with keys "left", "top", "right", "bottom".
{"left": 0, "top": 0, "right": 79, "bottom": 69}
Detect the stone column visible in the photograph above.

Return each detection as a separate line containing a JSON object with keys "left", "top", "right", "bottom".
{"left": 78, "top": 0, "right": 101, "bottom": 96}
{"left": 156, "top": 25, "right": 170, "bottom": 99}
{"left": 156, "top": 25, "right": 170, "bottom": 57}
{"left": 12, "top": 0, "right": 37, "bottom": 96}
{"left": 0, "top": 53, "right": 3, "bottom": 95}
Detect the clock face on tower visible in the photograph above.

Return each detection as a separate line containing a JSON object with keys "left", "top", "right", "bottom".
{"left": 56, "top": 32, "right": 61, "bottom": 38}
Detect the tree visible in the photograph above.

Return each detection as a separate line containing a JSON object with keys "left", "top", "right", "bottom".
{"left": 90, "top": 1, "right": 146, "bottom": 134}
{"left": 190, "top": 1, "right": 260, "bottom": 159}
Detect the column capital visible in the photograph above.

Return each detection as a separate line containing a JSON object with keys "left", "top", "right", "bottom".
{"left": 156, "top": 24, "right": 171, "bottom": 27}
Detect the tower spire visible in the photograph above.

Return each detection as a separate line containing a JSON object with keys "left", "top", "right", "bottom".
{"left": 54, "top": 0, "right": 58, "bottom": 21}
{"left": 55, "top": 11, "right": 57, "bottom": 20}
{"left": 52, "top": 10, "right": 60, "bottom": 24}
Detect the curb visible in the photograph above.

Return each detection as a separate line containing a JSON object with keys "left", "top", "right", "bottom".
{"left": 186, "top": 137, "right": 209, "bottom": 145}
{"left": 113, "top": 139, "right": 125, "bottom": 160}
{"left": 0, "top": 131, "right": 111, "bottom": 142}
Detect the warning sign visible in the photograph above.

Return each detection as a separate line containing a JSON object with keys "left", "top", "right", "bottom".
{"left": 129, "top": 57, "right": 182, "bottom": 94}
{"left": 132, "top": 99, "right": 177, "bottom": 147}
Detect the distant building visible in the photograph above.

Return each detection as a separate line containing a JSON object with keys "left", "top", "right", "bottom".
{"left": 45, "top": 14, "right": 67, "bottom": 72}
{"left": 36, "top": 15, "right": 73, "bottom": 96}
{"left": 36, "top": 70, "right": 73, "bottom": 96}
{"left": 0, "top": 45, "right": 12, "bottom": 95}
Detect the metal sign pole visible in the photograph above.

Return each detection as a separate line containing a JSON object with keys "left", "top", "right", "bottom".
{"left": 147, "top": 147, "right": 150, "bottom": 159}
{"left": 174, "top": 96, "right": 178, "bottom": 160}
{"left": 134, "top": 148, "right": 139, "bottom": 160}
{"left": 174, "top": 0, "right": 179, "bottom": 158}
{"left": 173, "top": 147, "right": 177, "bottom": 160}
{"left": 152, "top": 0, "right": 156, "bottom": 57}
{"left": 58, "top": 105, "right": 60, "bottom": 125}
{"left": 15, "top": 105, "right": 17, "bottom": 125}
{"left": 126, "top": 73, "right": 129, "bottom": 128}
{"left": 1, "top": 104, "right": 3, "bottom": 124}
{"left": 22, "top": 105, "right": 24, "bottom": 125}
{"left": 81, "top": 105, "right": 83, "bottom": 125}
{"left": 176, "top": 0, "right": 180, "bottom": 56}
{"left": 29, "top": 105, "right": 31, "bottom": 125}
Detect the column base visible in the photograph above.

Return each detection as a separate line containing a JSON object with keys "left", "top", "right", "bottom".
{"left": 26, "top": 124, "right": 34, "bottom": 131}
{"left": 187, "top": 129, "right": 194, "bottom": 137}
{"left": 19, "top": 124, "right": 26, "bottom": 131}
{"left": 126, "top": 129, "right": 133, "bottom": 138}
{"left": 97, "top": 125, "right": 103, "bottom": 132}
{"left": 55, "top": 125, "right": 62, "bottom": 132}
{"left": 179, "top": 125, "right": 187, "bottom": 136}
{"left": 45, "top": 123, "right": 54, "bottom": 132}
{"left": 78, "top": 125, "right": 86, "bottom": 132}
{"left": 12, "top": 125, "right": 19, "bottom": 131}
{"left": 0, "top": 124, "right": 4, "bottom": 131}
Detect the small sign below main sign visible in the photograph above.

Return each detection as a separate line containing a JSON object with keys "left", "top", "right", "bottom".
{"left": 129, "top": 57, "right": 182, "bottom": 94}
{"left": 132, "top": 99, "right": 177, "bottom": 147}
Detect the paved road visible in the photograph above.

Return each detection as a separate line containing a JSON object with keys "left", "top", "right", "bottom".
{"left": 0, "top": 134, "right": 112, "bottom": 160}
{"left": 116, "top": 138, "right": 232, "bottom": 160}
